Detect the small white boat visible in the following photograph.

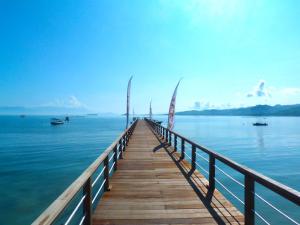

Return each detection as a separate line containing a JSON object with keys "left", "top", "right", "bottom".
{"left": 50, "top": 118, "right": 64, "bottom": 125}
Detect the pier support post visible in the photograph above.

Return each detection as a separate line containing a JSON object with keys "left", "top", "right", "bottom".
{"left": 209, "top": 155, "right": 215, "bottom": 192}
{"left": 83, "top": 178, "right": 92, "bottom": 225}
{"left": 245, "top": 175, "right": 255, "bottom": 225}
{"left": 181, "top": 139, "right": 185, "bottom": 159}
{"left": 191, "top": 145, "right": 196, "bottom": 171}
{"left": 119, "top": 139, "right": 123, "bottom": 159}
{"left": 104, "top": 156, "right": 110, "bottom": 191}
{"left": 113, "top": 145, "right": 118, "bottom": 171}
{"left": 126, "top": 132, "right": 129, "bottom": 146}
{"left": 166, "top": 130, "right": 168, "bottom": 143}
{"left": 122, "top": 136, "right": 126, "bottom": 152}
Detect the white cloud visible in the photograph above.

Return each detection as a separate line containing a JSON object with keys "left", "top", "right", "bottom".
{"left": 280, "top": 88, "right": 300, "bottom": 96}
{"left": 192, "top": 101, "right": 233, "bottom": 110}
{"left": 68, "top": 96, "right": 83, "bottom": 108}
{"left": 193, "top": 101, "right": 201, "bottom": 109}
{"left": 247, "top": 80, "right": 271, "bottom": 98}
{"left": 42, "top": 96, "right": 85, "bottom": 108}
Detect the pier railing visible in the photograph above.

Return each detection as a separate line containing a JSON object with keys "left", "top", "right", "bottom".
{"left": 32, "top": 119, "right": 138, "bottom": 225}
{"left": 145, "top": 118, "right": 300, "bottom": 225}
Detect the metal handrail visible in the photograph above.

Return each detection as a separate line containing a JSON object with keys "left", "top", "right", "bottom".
{"left": 145, "top": 118, "right": 300, "bottom": 225}
{"left": 31, "top": 119, "right": 138, "bottom": 225}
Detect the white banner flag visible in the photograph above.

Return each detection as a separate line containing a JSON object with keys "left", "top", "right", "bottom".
{"left": 126, "top": 76, "right": 133, "bottom": 128}
{"left": 168, "top": 80, "right": 181, "bottom": 130}
{"left": 149, "top": 100, "right": 152, "bottom": 119}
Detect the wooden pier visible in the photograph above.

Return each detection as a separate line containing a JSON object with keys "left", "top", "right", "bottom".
{"left": 32, "top": 119, "right": 300, "bottom": 225}
{"left": 93, "top": 120, "right": 243, "bottom": 224}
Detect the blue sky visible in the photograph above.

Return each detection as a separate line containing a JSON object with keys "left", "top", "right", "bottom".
{"left": 0, "top": 0, "right": 300, "bottom": 114}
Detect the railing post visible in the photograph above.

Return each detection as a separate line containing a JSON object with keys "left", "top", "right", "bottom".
{"left": 126, "top": 131, "right": 129, "bottom": 146}
{"left": 83, "top": 178, "right": 92, "bottom": 225}
{"left": 174, "top": 135, "right": 177, "bottom": 151}
{"left": 122, "top": 136, "right": 126, "bottom": 152}
{"left": 191, "top": 145, "right": 196, "bottom": 171}
{"left": 169, "top": 132, "right": 172, "bottom": 145}
{"left": 119, "top": 139, "right": 123, "bottom": 159}
{"left": 181, "top": 139, "right": 185, "bottom": 159}
{"left": 104, "top": 155, "right": 110, "bottom": 191}
{"left": 113, "top": 145, "right": 118, "bottom": 171}
{"left": 245, "top": 175, "right": 255, "bottom": 225}
{"left": 166, "top": 130, "right": 169, "bottom": 143}
{"left": 209, "top": 154, "right": 215, "bottom": 192}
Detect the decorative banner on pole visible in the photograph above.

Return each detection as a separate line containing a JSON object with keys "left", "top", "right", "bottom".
{"left": 126, "top": 76, "right": 133, "bottom": 128}
{"left": 149, "top": 100, "right": 152, "bottom": 120}
{"left": 168, "top": 79, "right": 181, "bottom": 130}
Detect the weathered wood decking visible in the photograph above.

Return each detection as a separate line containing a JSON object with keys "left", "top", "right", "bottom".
{"left": 93, "top": 120, "right": 244, "bottom": 225}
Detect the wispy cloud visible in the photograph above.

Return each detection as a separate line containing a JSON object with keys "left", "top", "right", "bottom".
{"left": 280, "top": 88, "right": 300, "bottom": 96}
{"left": 246, "top": 80, "right": 300, "bottom": 100}
{"left": 247, "top": 80, "right": 271, "bottom": 98}
{"left": 192, "top": 101, "right": 233, "bottom": 110}
{"left": 68, "top": 96, "right": 84, "bottom": 108}
{"left": 193, "top": 101, "right": 201, "bottom": 109}
{"left": 42, "top": 96, "right": 86, "bottom": 108}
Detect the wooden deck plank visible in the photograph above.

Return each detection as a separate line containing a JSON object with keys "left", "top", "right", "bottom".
{"left": 93, "top": 120, "right": 244, "bottom": 225}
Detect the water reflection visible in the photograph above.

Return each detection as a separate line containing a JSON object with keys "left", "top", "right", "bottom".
{"left": 255, "top": 126, "right": 265, "bottom": 149}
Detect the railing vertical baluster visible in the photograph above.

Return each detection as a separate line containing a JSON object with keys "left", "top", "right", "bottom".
{"left": 119, "top": 139, "right": 123, "bottom": 159}
{"left": 169, "top": 132, "right": 172, "bottom": 145}
{"left": 191, "top": 144, "right": 196, "bottom": 171}
{"left": 113, "top": 145, "right": 118, "bottom": 171}
{"left": 174, "top": 135, "right": 177, "bottom": 151}
{"left": 122, "top": 136, "right": 126, "bottom": 152}
{"left": 209, "top": 154, "right": 215, "bottom": 192}
{"left": 245, "top": 175, "right": 255, "bottom": 225}
{"left": 166, "top": 129, "right": 169, "bottom": 143}
{"left": 126, "top": 131, "right": 129, "bottom": 146}
{"left": 104, "top": 156, "right": 110, "bottom": 191}
{"left": 83, "top": 178, "right": 92, "bottom": 225}
{"left": 181, "top": 139, "right": 185, "bottom": 159}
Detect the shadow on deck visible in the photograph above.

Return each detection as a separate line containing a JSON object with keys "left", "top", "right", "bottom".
{"left": 92, "top": 120, "right": 243, "bottom": 225}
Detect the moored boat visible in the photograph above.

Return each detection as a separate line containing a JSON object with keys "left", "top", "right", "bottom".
{"left": 253, "top": 122, "right": 268, "bottom": 126}
{"left": 50, "top": 118, "right": 64, "bottom": 125}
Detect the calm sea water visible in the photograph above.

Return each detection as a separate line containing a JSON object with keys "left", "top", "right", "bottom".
{"left": 0, "top": 115, "right": 299, "bottom": 225}
{"left": 156, "top": 115, "right": 300, "bottom": 224}
{"left": 0, "top": 116, "right": 125, "bottom": 225}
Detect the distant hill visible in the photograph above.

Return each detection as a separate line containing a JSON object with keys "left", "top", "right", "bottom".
{"left": 0, "top": 106, "right": 90, "bottom": 115}
{"left": 176, "top": 104, "right": 300, "bottom": 117}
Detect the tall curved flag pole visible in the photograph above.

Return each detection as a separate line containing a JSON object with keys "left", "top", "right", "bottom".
{"left": 149, "top": 99, "right": 152, "bottom": 120}
{"left": 168, "top": 79, "right": 182, "bottom": 130}
{"left": 126, "top": 76, "right": 133, "bottom": 128}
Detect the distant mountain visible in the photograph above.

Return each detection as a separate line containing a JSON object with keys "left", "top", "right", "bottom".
{"left": 0, "top": 106, "right": 90, "bottom": 115}
{"left": 176, "top": 104, "right": 300, "bottom": 116}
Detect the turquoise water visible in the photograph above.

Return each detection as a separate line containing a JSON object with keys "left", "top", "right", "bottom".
{"left": 0, "top": 116, "right": 125, "bottom": 225}
{"left": 0, "top": 115, "right": 299, "bottom": 225}
{"left": 156, "top": 115, "right": 300, "bottom": 224}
